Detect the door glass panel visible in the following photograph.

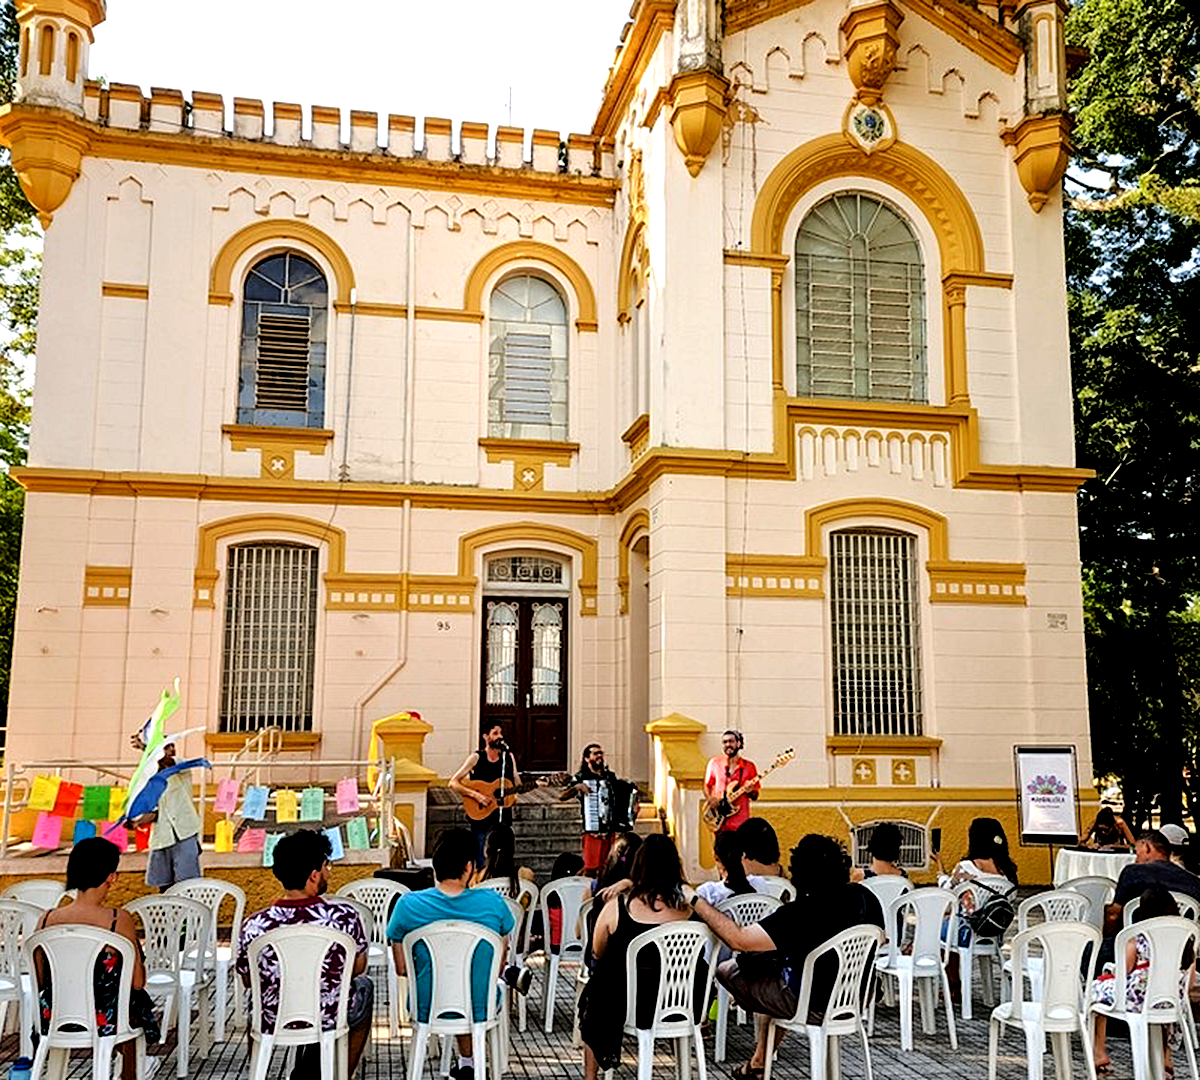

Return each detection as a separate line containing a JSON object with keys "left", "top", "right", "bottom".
{"left": 531, "top": 602, "right": 563, "bottom": 706}
{"left": 485, "top": 601, "right": 519, "bottom": 706}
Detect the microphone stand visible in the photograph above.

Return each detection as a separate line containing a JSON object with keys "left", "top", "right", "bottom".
{"left": 498, "top": 741, "right": 509, "bottom": 827}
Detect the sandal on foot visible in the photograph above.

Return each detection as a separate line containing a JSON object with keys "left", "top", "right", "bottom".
{"left": 732, "top": 1064, "right": 764, "bottom": 1080}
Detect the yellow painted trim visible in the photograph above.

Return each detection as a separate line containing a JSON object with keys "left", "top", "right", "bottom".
{"left": 617, "top": 219, "right": 646, "bottom": 323}
{"left": 83, "top": 565, "right": 131, "bottom": 607}
{"left": 223, "top": 424, "right": 333, "bottom": 481}
{"left": 943, "top": 271, "right": 1014, "bottom": 290}
{"left": 205, "top": 731, "right": 321, "bottom": 752}
{"left": 826, "top": 735, "right": 943, "bottom": 755}
{"left": 617, "top": 509, "right": 650, "bottom": 615}
{"left": 758, "top": 785, "right": 1026, "bottom": 802}
{"left": 725, "top": 553, "right": 826, "bottom": 598}
{"left": 591, "top": 0, "right": 676, "bottom": 138}
{"left": 478, "top": 438, "right": 579, "bottom": 467}
{"left": 405, "top": 575, "right": 477, "bottom": 613}
{"left": 329, "top": 303, "right": 485, "bottom": 323}
{"left": 724, "top": 250, "right": 790, "bottom": 270}
{"left": 806, "top": 498, "right": 948, "bottom": 561}
{"left": 325, "top": 574, "right": 404, "bottom": 611}
{"left": 464, "top": 240, "right": 598, "bottom": 331}
{"left": 928, "top": 560, "right": 1027, "bottom": 604}
{"left": 645, "top": 713, "right": 708, "bottom": 783}
{"left": 621, "top": 413, "right": 651, "bottom": 462}
{"left": 210, "top": 219, "right": 355, "bottom": 307}
{"left": 101, "top": 282, "right": 149, "bottom": 299}
{"left": 458, "top": 521, "right": 599, "bottom": 616}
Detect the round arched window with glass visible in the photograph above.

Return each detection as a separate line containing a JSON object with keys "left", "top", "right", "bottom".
{"left": 794, "top": 193, "right": 926, "bottom": 403}
{"left": 488, "top": 274, "right": 568, "bottom": 441}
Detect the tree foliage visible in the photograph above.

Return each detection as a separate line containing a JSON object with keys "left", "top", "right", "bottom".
{"left": 1067, "top": 0, "right": 1200, "bottom": 826}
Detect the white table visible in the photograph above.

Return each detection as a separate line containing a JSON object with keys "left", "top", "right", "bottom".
{"left": 1053, "top": 848, "right": 1135, "bottom": 886}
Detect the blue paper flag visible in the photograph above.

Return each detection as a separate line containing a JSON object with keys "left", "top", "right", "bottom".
{"left": 73, "top": 820, "right": 96, "bottom": 843}
{"left": 242, "top": 785, "right": 269, "bottom": 821}
{"left": 323, "top": 825, "right": 345, "bottom": 861}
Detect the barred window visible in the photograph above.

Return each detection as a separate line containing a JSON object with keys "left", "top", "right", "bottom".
{"left": 795, "top": 193, "right": 926, "bottom": 402}
{"left": 830, "top": 529, "right": 923, "bottom": 736}
{"left": 850, "top": 821, "right": 929, "bottom": 870}
{"left": 238, "top": 252, "right": 328, "bottom": 428}
{"left": 488, "top": 274, "right": 568, "bottom": 440}
{"left": 220, "top": 543, "right": 318, "bottom": 733}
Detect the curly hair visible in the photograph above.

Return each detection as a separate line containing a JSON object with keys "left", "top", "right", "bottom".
{"left": 788, "top": 833, "right": 851, "bottom": 895}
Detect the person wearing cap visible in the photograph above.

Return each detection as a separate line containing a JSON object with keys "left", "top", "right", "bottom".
{"left": 1160, "top": 823, "right": 1194, "bottom": 871}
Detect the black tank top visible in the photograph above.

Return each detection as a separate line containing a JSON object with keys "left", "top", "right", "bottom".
{"left": 470, "top": 750, "right": 517, "bottom": 825}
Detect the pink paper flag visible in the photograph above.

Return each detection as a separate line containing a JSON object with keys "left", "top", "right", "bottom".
{"left": 335, "top": 777, "right": 360, "bottom": 816}
{"left": 214, "top": 778, "right": 240, "bottom": 814}
{"left": 100, "top": 821, "right": 128, "bottom": 852}
{"left": 238, "top": 827, "right": 266, "bottom": 854}
{"left": 32, "top": 812, "right": 63, "bottom": 849}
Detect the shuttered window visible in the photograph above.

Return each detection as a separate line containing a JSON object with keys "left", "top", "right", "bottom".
{"left": 830, "top": 529, "right": 923, "bottom": 737}
{"left": 238, "top": 252, "right": 328, "bottom": 428}
{"left": 488, "top": 274, "right": 568, "bottom": 440}
{"left": 795, "top": 193, "right": 926, "bottom": 402}
{"left": 219, "top": 543, "right": 319, "bottom": 733}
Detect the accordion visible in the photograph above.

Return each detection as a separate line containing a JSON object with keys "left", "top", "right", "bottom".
{"left": 580, "top": 776, "right": 638, "bottom": 833}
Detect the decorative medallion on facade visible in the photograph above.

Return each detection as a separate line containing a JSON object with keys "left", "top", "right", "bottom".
{"left": 844, "top": 100, "right": 897, "bottom": 155}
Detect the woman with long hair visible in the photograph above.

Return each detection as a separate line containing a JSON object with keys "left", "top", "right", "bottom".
{"left": 596, "top": 832, "right": 642, "bottom": 893}
{"left": 1084, "top": 806, "right": 1135, "bottom": 850}
{"left": 698, "top": 829, "right": 756, "bottom": 904}
{"left": 578, "top": 833, "right": 699, "bottom": 1080}
{"left": 470, "top": 823, "right": 534, "bottom": 896}
{"left": 934, "top": 816, "right": 1019, "bottom": 887}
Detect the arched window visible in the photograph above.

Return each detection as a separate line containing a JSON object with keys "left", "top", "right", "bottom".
{"left": 795, "top": 193, "right": 926, "bottom": 402}
{"left": 238, "top": 252, "right": 328, "bottom": 428}
{"left": 830, "top": 528, "right": 923, "bottom": 736}
{"left": 488, "top": 274, "right": 568, "bottom": 441}
{"left": 219, "top": 542, "right": 319, "bottom": 733}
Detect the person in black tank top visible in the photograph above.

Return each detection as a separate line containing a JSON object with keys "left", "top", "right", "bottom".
{"left": 449, "top": 723, "right": 522, "bottom": 867}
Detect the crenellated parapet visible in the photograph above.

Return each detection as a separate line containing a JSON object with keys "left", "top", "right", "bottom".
{"left": 0, "top": 83, "right": 619, "bottom": 228}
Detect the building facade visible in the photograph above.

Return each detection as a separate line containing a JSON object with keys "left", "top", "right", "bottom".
{"left": 1, "top": 0, "right": 1091, "bottom": 878}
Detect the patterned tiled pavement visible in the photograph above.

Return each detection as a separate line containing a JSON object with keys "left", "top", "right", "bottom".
{"left": 0, "top": 953, "right": 1145, "bottom": 1080}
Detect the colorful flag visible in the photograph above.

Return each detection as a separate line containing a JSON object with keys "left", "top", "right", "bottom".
{"left": 52, "top": 782, "right": 83, "bottom": 818}
{"left": 108, "top": 787, "right": 127, "bottom": 821}
{"left": 300, "top": 787, "right": 324, "bottom": 822}
{"left": 82, "top": 785, "right": 111, "bottom": 820}
{"left": 32, "top": 813, "right": 63, "bottom": 849}
{"left": 237, "top": 828, "right": 266, "bottom": 854}
{"left": 72, "top": 820, "right": 96, "bottom": 843}
{"left": 214, "top": 778, "right": 239, "bottom": 814}
{"left": 274, "top": 789, "right": 298, "bottom": 822}
{"left": 242, "top": 785, "right": 269, "bottom": 820}
{"left": 335, "top": 777, "right": 360, "bottom": 815}
{"left": 28, "top": 775, "right": 60, "bottom": 813}
{"left": 345, "top": 816, "right": 370, "bottom": 851}
{"left": 120, "top": 680, "right": 182, "bottom": 820}
{"left": 215, "top": 820, "right": 234, "bottom": 852}
{"left": 323, "top": 825, "right": 345, "bottom": 861}
{"left": 263, "top": 832, "right": 283, "bottom": 868}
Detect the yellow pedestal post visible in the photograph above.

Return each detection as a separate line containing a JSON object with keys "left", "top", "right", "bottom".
{"left": 645, "top": 713, "right": 710, "bottom": 879}
{"left": 369, "top": 711, "right": 438, "bottom": 859}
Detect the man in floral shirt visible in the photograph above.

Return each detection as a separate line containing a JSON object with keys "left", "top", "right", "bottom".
{"left": 236, "top": 829, "right": 373, "bottom": 1077}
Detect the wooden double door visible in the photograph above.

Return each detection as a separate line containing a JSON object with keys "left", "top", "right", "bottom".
{"left": 480, "top": 596, "right": 568, "bottom": 772}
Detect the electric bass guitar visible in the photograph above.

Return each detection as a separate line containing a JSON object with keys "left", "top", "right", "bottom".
{"left": 460, "top": 773, "right": 568, "bottom": 822}
{"left": 702, "top": 748, "right": 795, "bottom": 833}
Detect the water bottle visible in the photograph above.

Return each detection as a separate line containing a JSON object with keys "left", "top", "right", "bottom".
{"left": 9, "top": 1056, "right": 32, "bottom": 1080}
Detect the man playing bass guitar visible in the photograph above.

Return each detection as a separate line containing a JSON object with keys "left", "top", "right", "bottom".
{"left": 450, "top": 723, "right": 522, "bottom": 868}
{"left": 703, "top": 730, "right": 758, "bottom": 834}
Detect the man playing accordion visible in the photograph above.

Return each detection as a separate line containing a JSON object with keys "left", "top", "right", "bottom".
{"left": 560, "top": 744, "right": 638, "bottom": 875}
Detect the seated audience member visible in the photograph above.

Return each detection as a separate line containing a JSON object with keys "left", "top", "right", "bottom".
{"left": 698, "top": 830, "right": 757, "bottom": 906}
{"left": 685, "top": 834, "right": 884, "bottom": 1080}
{"left": 545, "top": 850, "right": 585, "bottom": 951}
{"left": 34, "top": 837, "right": 161, "bottom": 1080}
{"left": 934, "top": 817, "right": 1018, "bottom": 949}
{"left": 1159, "top": 823, "right": 1194, "bottom": 871}
{"left": 737, "top": 818, "right": 783, "bottom": 878}
{"left": 594, "top": 832, "right": 641, "bottom": 896}
{"left": 851, "top": 822, "right": 909, "bottom": 882}
{"left": 469, "top": 824, "right": 535, "bottom": 896}
{"left": 1083, "top": 807, "right": 1136, "bottom": 850}
{"left": 578, "top": 834, "right": 701, "bottom": 1080}
{"left": 1091, "top": 885, "right": 1193, "bottom": 1075}
{"left": 387, "top": 828, "right": 525, "bottom": 1080}
{"left": 237, "top": 829, "right": 373, "bottom": 1079}
{"left": 1102, "top": 830, "right": 1200, "bottom": 944}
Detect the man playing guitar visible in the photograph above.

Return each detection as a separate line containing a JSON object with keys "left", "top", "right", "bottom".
{"left": 450, "top": 724, "right": 522, "bottom": 867}
{"left": 704, "top": 730, "right": 758, "bottom": 834}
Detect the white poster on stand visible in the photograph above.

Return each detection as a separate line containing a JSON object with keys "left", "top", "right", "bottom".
{"left": 1015, "top": 746, "right": 1079, "bottom": 844}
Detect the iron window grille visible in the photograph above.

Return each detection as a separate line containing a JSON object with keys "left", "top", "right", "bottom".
{"left": 795, "top": 192, "right": 926, "bottom": 402}
{"left": 219, "top": 542, "right": 318, "bottom": 733}
{"left": 851, "top": 820, "right": 929, "bottom": 870}
{"left": 830, "top": 529, "right": 924, "bottom": 737}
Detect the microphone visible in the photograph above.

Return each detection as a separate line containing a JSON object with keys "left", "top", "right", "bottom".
{"left": 496, "top": 739, "right": 509, "bottom": 751}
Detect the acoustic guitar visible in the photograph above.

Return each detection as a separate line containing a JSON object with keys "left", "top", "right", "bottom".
{"left": 460, "top": 773, "right": 568, "bottom": 822}
{"left": 702, "top": 748, "right": 795, "bottom": 832}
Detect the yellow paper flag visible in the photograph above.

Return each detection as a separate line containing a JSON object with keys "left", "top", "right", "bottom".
{"left": 215, "top": 820, "right": 234, "bottom": 853}
{"left": 28, "top": 775, "right": 61, "bottom": 813}
{"left": 274, "top": 789, "right": 298, "bottom": 823}
{"left": 108, "top": 787, "right": 128, "bottom": 821}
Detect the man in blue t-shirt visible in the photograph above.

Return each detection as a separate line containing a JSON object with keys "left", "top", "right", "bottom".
{"left": 387, "top": 828, "right": 520, "bottom": 1080}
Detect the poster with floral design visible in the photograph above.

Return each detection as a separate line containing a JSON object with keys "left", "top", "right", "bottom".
{"left": 1015, "top": 747, "right": 1079, "bottom": 843}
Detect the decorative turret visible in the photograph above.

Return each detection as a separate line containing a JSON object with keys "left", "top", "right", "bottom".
{"left": 14, "top": 0, "right": 105, "bottom": 114}
{"left": 667, "top": 0, "right": 729, "bottom": 177}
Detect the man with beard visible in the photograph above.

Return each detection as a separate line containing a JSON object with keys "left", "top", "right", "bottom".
{"left": 236, "top": 829, "right": 373, "bottom": 1078}
{"left": 450, "top": 723, "right": 523, "bottom": 867}
{"left": 560, "top": 743, "right": 634, "bottom": 875}
{"left": 704, "top": 730, "right": 759, "bottom": 834}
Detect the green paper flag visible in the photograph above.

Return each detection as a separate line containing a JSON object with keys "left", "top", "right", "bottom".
{"left": 82, "top": 785, "right": 111, "bottom": 820}
{"left": 300, "top": 787, "right": 324, "bottom": 822}
{"left": 263, "top": 832, "right": 283, "bottom": 868}
{"left": 345, "top": 816, "right": 370, "bottom": 851}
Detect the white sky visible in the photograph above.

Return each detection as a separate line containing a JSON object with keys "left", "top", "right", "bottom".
{"left": 88, "top": 1, "right": 635, "bottom": 141}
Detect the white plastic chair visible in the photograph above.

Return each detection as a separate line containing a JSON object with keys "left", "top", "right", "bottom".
{"left": 2, "top": 880, "right": 66, "bottom": 911}
{"left": 127, "top": 894, "right": 213, "bottom": 1079}
{"left": 953, "top": 874, "right": 1013, "bottom": 1020}
{"left": 498, "top": 896, "right": 524, "bottom": 1071}
{"left": 989, "top": 921, "right": 1100, "bottom": 1080}
{"left": 762, "top": 924, "right": 886, "bottom": 1080}
{"left": 713, "top": 893, "right": 783, "bottom": 1061}
{"left": 568, "top": 894, "right": 597, "bottom": 1048}
{"left": 870, "top": 887, "right": 958, "bottom": 1051}
{"left": 167, "top": 877, "right": 246, "bottom": 1042}
{"left": 246, "top": 924, "right": 357, "bottom": 1080}
{"left": 600, "top": 920, "right": 716, "bottom": 1080}
{"left": 860, "top": 874, "right": 913, "bottom": 911}
{"left": 755, "top": 876, "right": 794, "bottom": 903}
{"left": 539, "top": 875, "right": 593, "bottom": 1033}
{"left": 0, "top": 899, "right": 38, "bottom": 1060}
{"left": 336, "top": 877, "right": 409, "bottom": 1036}
{"left": 474, "top": 874, "right": 536, "bottom": 1032}
{"left": 1062, "top": 876, "right": 1117, "bottom": 932}
{"left": 25, "top": 925, "right": 147, "bottom": 1080}
{"left": 1003, "top": 890, "right": 1092, "bottom": 1003}
{"left": 1172, "top": 891, "right": 1200, "bottom": 921}
{"left": 402, "top": 920, "right": 505, "bottom": 1080}
{"left": 1088, "top": 915, "right": 1200, "bottom": 1080}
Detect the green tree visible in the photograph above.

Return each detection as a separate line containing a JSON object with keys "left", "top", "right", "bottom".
{"left": 1067, "top": 0, "right": 1200, "bottom": 827}
{"left": 0, "top": 0, "right": 36, "bottom": 740}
